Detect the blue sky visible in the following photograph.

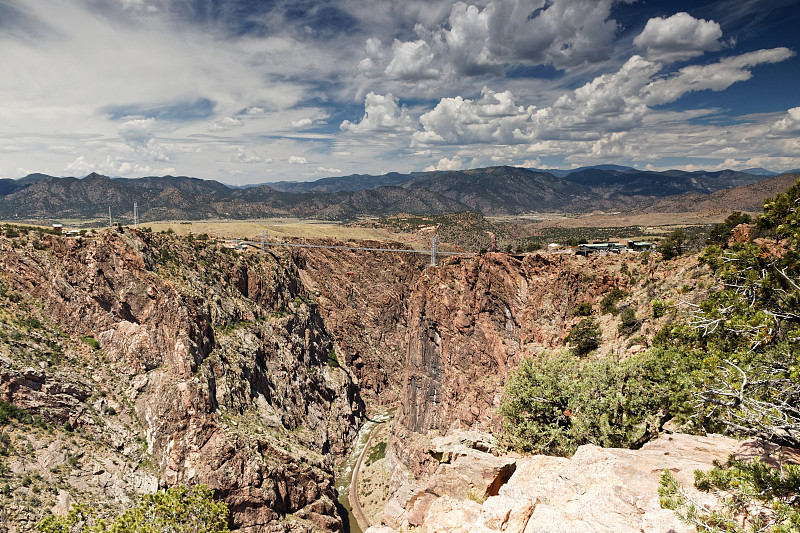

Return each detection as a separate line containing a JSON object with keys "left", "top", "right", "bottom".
{"left": 1, "top": 0, "right": 798, "bottom": 184}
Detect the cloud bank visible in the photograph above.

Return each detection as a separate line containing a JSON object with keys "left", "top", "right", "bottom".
{"left": 0, "top": 0, "right": 797, "bottom": 181}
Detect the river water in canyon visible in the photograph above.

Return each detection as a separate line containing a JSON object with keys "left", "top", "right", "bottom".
{"left": 335, "top": 407, "right": 395, "bottom": 533}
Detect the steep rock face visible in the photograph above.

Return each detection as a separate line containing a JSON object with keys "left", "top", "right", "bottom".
{"left": 0, "top": 229, "right": 362, "bottom": 532}
{"left": 294, "top": 242, "right": 428, "bottom": 404}
{"left": 393, "top": 252, "right": 625, "bottom": 477}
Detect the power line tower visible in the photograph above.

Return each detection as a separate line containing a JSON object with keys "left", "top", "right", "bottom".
{"left": 260, "top": 230, "right": 268, "bottom": 252}
{"left": 430, "top": 232, "right": 439, "bottom": 266}
{"left": 133, "top": 202, "right": 139, "bottom": 229}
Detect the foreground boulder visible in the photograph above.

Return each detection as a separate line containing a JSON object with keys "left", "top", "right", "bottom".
{"left": 370, "top": 433, "right": 769, "bottom": 533}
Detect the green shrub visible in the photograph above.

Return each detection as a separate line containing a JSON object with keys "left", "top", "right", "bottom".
{"left": 600, "top": 287, "right": 627, "bottom": 314}
{"left": 618, "top": 307, "right": 640, "bottom": 336}
{"left": 572, "top": 302, "right": 593, "bottom": 316}
{"left": 37, "top": 485, "right": 230, "bottom": 533}
{"left": 564, "top": 318, "right": 601, "bottom": 356}
{"left": 326, "top": 348, "right": 339, "bottom": 368}
{"left": 657, "top": 229, "right": 688, "bottom": 260}
{"left": 501, "top": 347, "right": 696, "bottom": 456}
{"left": 660, "top": 457, "right": 800, "bottom": 532}
{"left": 19, "top": 316, "right": 43, "bottom": 330}
{"left": 651, "top": 299, "right": 669, "bottom": 318}
{"left": 80, "top": 336, "right": 100, "bottom": 350}
{"left": 366, "top": 441, "right": 387, "bottom": 466}
{"left": 706, "top": 211, "right": 753, "bottom": 247}
{"left": 0, "top": 400, "right": 34, "bottom": 426}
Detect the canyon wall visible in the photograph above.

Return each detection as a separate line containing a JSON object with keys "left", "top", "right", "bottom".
{"left": 294, "top": 242, "right": 428, "bottom": 405}
{"left": 390, "top": 250, "right": 709, "bottom": 478}
{"left": 0, "top": 229, "right": 362, "bottom": 532}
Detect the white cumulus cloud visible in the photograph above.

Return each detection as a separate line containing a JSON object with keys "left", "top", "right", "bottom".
{"left": 424, "top": 156, "right": 468, "bottom": 171}
{"left": 340, "top": 92, "right": 416, "bottom": 133}
{"left": 412, "top": 47, "right": 795, "bottom": 150}
{"left": 65, "top": 155, "right": 169, "bottom": 176}
{"left": 413, "top": 87, "right": 534, "bottom": 146}
{"left": 231, "top": 148, "right": 270, "bottom": 164}
{"left": 357, "top": 0, "right": 621, "bottom": 86}
{"left": 384, "top": 39, "right": 440, "bottom": 80}
{"left": 634, "top": 12, "right": 723, "bottom": 63}
{"left": 768, "top": 107, "right": 800, "bottom": 136}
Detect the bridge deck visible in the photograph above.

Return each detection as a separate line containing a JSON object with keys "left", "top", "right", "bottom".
{"left": 241, "top": 240, "right": 475, "bottom": 257}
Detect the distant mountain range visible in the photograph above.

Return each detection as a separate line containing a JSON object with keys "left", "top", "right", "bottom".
{"left": 640, "top": 173, "right": 800, "bottom": 215}
{"left": 0, "top": 166, "right": 793, "bottom": 223}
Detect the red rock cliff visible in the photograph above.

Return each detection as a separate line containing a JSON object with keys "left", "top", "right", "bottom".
{"left": 0, "top": 228, "right": 363, "bottom": 532}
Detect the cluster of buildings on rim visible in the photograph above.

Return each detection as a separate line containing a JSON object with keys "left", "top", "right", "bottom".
{"left": 550, "top": 240, "right": 655, "bottom": 256}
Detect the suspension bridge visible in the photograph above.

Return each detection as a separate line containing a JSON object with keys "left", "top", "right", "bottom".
{"left": 239, "top": 231, "right": 472, "bottom": 266}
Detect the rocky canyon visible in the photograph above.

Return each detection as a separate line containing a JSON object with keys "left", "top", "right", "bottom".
{"left": 0, "top": 225, "right": 767, "bottom": 532}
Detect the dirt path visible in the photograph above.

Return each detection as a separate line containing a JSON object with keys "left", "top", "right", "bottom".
{"left": 349, "top": 421, "right": 378, "bottom": 531}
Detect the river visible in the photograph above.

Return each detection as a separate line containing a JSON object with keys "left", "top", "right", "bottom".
{"left": 335, "top": 407, "right": 395, "bottom": 533}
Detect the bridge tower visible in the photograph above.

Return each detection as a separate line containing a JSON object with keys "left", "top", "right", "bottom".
{"left": 430, "top": 232, "right": 438, "bottom": 266}
{"left": 260, "top": 230, "right": 268, "bottom": 252}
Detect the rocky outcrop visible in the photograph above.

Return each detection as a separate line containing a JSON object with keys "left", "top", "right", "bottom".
{"left": 381, "top": 433, "right": 516, "bottom": 531}
{"left": 369, "top": 433, "right": 781, "bottom": 533}
{"left": 0, "top": 228, "right": 363, "bottom": 532}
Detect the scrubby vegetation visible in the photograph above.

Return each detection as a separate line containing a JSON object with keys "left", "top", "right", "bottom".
{"left": 503, "top": 178, "right": 800, "bottom": 530}
{"left": 600, "top": 287, "right": 627, "bottom": 315}
{"left": 706, "top": 211, "right": 753, "bottom": 246}
{"left": 657, "top": 228, "right": 689, "bottom": 260}
{"left": 501, "top": 347, "right": 695, "bottom": 456}
{"left": 0, "top": 400, "right": 46, "bottom": 428}
{"left": 572, "top": 302, "right": 593, "bottom": 316}
{"left": 563, "top": 318, "right": 601, "bottom": 357}
{"left": 660, "top": 458, "right": 800, "bottom": 532}
{"left": 37, "top": 485, "right": 229, "bottom": 533}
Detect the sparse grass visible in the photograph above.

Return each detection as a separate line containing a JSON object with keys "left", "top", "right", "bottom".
{"left": 326, "top": 348, "right": 339, "bottom": 368}
{"left": 466, "top": 487, "right": 486, "bottom": 504}
{"left": 365, "top": 441, "right": 386, "bottom": 466}
{"left": 142, "top": 218, "right": 407, "bottom": 243}
{"left": 80, "top": 336, "right": 100, "bottom": 350}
